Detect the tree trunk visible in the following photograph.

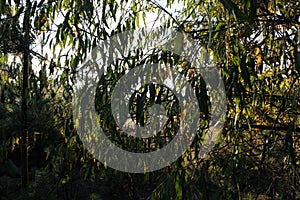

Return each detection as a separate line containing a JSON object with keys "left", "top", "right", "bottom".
{"left": 21, "top": 0, "right": 31, "bottom": 188}
{"left": 0, "top": 87, "right": 4, "bottom": 103}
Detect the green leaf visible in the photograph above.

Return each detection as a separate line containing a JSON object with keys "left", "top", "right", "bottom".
{"left": 244, "top": 0, "right": 251, "bottom": 13}
{"left": 136, "top": 13, "right": 140, "bottom": 28}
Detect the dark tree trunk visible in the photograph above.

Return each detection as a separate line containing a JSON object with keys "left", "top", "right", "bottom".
{"left": 0, "top": 87, "right": 4, "bottom": 103}
{"left": 21, "top": 0, "right": 31, "bottom": 188}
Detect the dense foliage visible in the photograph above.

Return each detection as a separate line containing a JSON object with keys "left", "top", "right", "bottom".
{"left": 0, "top": 0, "right": 299, "bottom": 199}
